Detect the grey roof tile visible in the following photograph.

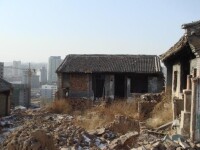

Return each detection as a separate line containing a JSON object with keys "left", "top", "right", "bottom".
{"left": 57, "top": 54, "right": 161, "bottom": 74}
{"left": 0, "top": 78, "right": 12, "bottom": 92}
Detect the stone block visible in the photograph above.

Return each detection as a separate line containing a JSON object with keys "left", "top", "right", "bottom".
{"left": 179, "top": 111, "right": 191, "bottom": 137}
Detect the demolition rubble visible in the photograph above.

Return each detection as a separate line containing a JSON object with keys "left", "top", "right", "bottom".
{"left": 0, "top": 106, "right": 200, "bottom": 150}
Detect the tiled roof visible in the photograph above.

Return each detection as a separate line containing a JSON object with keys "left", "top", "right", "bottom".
{"left": 57, "top": 54, "right": 161, "bottom": 73}
{"left": 160, "top": 20, "right": 200, "bottom": 61}
{"left": 160, "top": 36, "right": 189, "bottom": 61}
{"left": 182, "top": 20, "right": 200, "bottom": 29}
{"left": 188, "top": 35, "right": 200, "bottom": 57}
{"left": 0, "top": 78, "right": 12, "bottom": 92}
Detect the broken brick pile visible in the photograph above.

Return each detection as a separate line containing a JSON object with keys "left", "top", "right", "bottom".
{"left": 0, "top": 107, "right": 200, "bottom": 150}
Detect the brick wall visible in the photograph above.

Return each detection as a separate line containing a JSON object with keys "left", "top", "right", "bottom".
{"left": 69, "top": 74, "right": 89, "bottom": 91}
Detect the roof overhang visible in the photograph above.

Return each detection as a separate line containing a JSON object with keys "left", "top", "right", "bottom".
{"left": 160, "top": 36, "right": 188, "bottom": 62}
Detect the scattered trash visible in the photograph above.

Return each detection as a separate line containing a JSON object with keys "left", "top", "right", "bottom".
{"left": 0, "top": 107, "right": 200, "bottom": 149}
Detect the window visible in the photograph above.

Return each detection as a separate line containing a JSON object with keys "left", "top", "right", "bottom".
{"left": 193, "top": 68, "right": 197, "bottom": 77}
{"left": 173, "top": 71, "right": 178, "bottom": 91}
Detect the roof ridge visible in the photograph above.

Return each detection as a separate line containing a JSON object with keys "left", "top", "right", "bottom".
{"left": 182, "top": 20, "right": 200, "bottom": 29}
{"left": 57, "top": 55, "right": 161, "bottom": 73}
{"left": 67, "top": 54, "right": 158, "bottom": 57}
{"left": 0, "top": 78, "right": 11, "bottom": 85}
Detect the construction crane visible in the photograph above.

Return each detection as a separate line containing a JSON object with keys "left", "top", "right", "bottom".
{"left": 4, "top": 63, "right": 36, "bottom": 107}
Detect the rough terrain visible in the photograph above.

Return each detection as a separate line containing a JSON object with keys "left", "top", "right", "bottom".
{"left": 0, "top": 106, "right": 200, "bottom": 150}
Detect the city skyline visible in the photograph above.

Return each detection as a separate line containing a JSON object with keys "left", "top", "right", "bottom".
{"left": 0, "top": 0, "right": 200, "bottom": 62}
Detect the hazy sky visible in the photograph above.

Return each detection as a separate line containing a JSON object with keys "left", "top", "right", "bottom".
{"left": 0, "top": 0, "right": 199, "bottom": 62}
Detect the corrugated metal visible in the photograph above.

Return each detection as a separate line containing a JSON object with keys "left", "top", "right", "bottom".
{"left": 57, "top": 55, "right": 162, "bottom": 74}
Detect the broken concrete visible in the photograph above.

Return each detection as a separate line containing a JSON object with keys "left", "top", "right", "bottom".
{"left": 1, "top": 106, "right": 200, "bottom": 150}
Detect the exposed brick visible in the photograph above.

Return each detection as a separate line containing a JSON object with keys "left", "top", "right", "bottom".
{"left": 70, "top": 74, "right": 89, "bottom": 91}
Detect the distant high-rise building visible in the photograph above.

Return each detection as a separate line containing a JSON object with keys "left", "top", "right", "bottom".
{"left": 22, "top": 71, "right": 40, "bottom": 88}
{"left": 48, "top": 56, "right": 62, "bottom": 83}
{"left": 11, "top": 83, "right": 29, "bottom": 107}
{"left": 0, "top": 62, "right": 4, "bottom": 78}
{"left": 12, "top": 61, "right": 21, "bottom": 77}
{"left": 40, "top": 66, "right": 47, "bottom": 84}
{"left": 40, "top": 84, "right": 57, "bottom": 100}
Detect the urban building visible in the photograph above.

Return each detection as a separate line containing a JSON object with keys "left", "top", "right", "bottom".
{"left": 31, "top": 75, "right": 40, "bottom": 88}
{"left": 22, "top": 71, "right": 40, "bottom": 89}
{"left": 11, "top": 83, "right": 29, "bottom": 107}
{"left": 40, "top": 84, "right": 57, "bottom": 100}
{"left": 40, "top": 66, "right": 47, "bottom": 84}
{"left": 0, "top": 62, "right": 4, "bottom": 78}
{"left": 57, "top": 54, "right": 164, "bottom": 100}
{"left": 48, "top": 56, "right": 62, "bottom": 84}
{"left": 12, "top": 61, "right": 21, "bottom": 77}
{"left": 0, "top": 78, "right": 12, "bottom": 116}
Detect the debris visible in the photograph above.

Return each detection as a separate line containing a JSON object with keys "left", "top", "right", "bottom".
{"left": 171, "top": 134, "right": 185, "bottom": 143}
{"left": 14, "top": 105, "right": 27, "bottom": 110}
{"left": 178, "top": 138, "right": 190, "bottom": 149}
{"left": 0, "top": 106, "right": 198, "bottom": 150}
{"left": 147, "top": 130, "right": 166, "bottom": 136}
{"left": 155, "top": 121, "right": 173, "bottom": 131}
{"left": 109, "top": 131, "right": 139, "bottom": 149}
{"left": 95, "top": 128, "right": 106, "bottom": 136}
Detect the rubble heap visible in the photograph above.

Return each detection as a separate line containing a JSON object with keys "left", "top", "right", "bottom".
{"left": 0, "top": 107, "right": 200, "bottom": 150}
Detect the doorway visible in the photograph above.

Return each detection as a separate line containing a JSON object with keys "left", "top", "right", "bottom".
{"left": 115, "top": 74, "right": 125, "bottom": 98}
{"left": 92, "top": 74, "right": 105, "bottom": 99}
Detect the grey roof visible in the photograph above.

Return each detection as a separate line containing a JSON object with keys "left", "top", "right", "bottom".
{"left": 0, "top": 78, "right": 12, "bottom": 92}
{"left": 160, "top": 20, "right": 200, "bottom": 61}
{"left": 182, "top": 20, "right": 200, "bottom": 29}
{"left": 160, "top": 36, "right": 189, "bottom": 61}
{"left": 188, "top": 35, "right": 200, "bottom": 57}
{"left": 57, "top": 54, "right": 161, "bottom": 74}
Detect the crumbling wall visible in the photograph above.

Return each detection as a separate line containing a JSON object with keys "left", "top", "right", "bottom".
{"left": 172, "top": 64, "right": 181, "bottom": 99}
{"left": 106, "top": 115, "right": 140, "bottom": 134}
{"left": 104, "top": 75, "right": 114, "bottom": 100}
{"left": 190, "top": 59, "right": 197, "bottom": 75}
{"left": 157, "top": 75, "right": 165, "bottom": 92}
{"left": 0, "top": 94, "right": 7, "bottom": 116}
{"left": 69, "top": 74, "right": 91, "bottom": 98}
{"left": 138, "top": 101, "right": 158, "bottom": 119}
{"left": 57, "top": 73, "right": 62, "bottom": 98}
{"left": 194, "top": 78, "right": 200, "bottom": 140}
{"left": 62, "top": 73, "right": 70, "bottom": 88}
{"left": 173, "top": 98, "right": 184, "bottom": 119}
{"left": 148, "top": 77, "right": 158, "bottom": 93}
{"left": 68, "top": 98, "right": 93, "bottom": 111}
{"left": 70, "top": 74, "right": 88, "bottom": 91}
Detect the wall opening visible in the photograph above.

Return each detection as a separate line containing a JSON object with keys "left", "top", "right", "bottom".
{"left": 181, "top": 60, "right": 190, "bottom": 91}
{"left": 115, "top": 74, "right": 125, "bottom": 98}
{"left": 173, "top": 71, "right": 178, "bottom": 91}
{"left": 193, "top": 68, "right": 197, "bottom": 77}
{"left": 92, "top": 74, "right": 105, "bottom": 99}
{"left": 130, "top": 74, "right": 148, "bottom": 93}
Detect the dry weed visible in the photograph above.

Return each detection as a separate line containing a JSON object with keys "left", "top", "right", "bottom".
{"left": 146, "top": 91, "right": 173, "bottom": 128}
{"left": 74, "top": 99, "right": 139, "bottom": 131}
{"left": 48, "top": 99, "right": 72, "bottom": 114}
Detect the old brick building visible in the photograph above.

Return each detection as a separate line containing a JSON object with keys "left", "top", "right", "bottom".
{"left": 160, "top": 20, "right": 200, "bottom": 116}
{"left": 160, "top": 20, "right": 200, "bottom": 100}
{"left": 160, "top": 20, "right": 200, "bottom": 140}
{"left": 56, "top": 54, "right": 164, "bottom": 100}
{"left": 0, "top": 78, "right": 12, "bottom": 116}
